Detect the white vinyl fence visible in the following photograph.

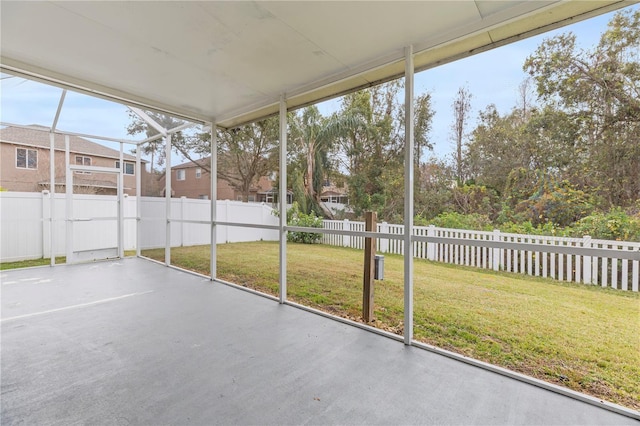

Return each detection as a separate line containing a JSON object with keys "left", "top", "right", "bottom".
{"left": 138, "top": 196, "right": 277, "bottom": 250}
{"left": 0, "top": 192, "right": 278, "bottom": 262}
{"left": 323, "top": 220, "right": 640, "bottom": 292}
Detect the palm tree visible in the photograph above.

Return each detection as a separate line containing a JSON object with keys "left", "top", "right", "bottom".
{"left": 290, "top": 106, "right": 363, "bottom": 218}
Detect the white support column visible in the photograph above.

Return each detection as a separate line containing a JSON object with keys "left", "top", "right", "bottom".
{"left": 49, "top": 132, "right": 56, "bottom": 266}
{"left": 118, "top": 142, "right": 125, "bottom": 258}
{"left": 136, "top": 147, "right": 141, "bottom": 257}
{"left": 65, "top": 135, "right": 73, "bottom": 263}
{"left": 279, "top": 95, "right": 288, "bottom": 304}
{"left": 403, "top": 45, "right": 415, "bottom": 345}
{"left": 180, "top": 196, "right": 186, "bottom": 247}
{"left": 210, "top": 122, "right": 217, "bottom": 280}
{"left": 165, "top": 133, "right": 172, "bottom": 266}
{"left": 50, "top": 89, "right": 64, "bottom": 265}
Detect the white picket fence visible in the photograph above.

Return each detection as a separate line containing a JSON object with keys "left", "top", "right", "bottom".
{"left": 322, "top": 220, "right": 640, "bottom": 292}
{"left": 2, "top": 191, "right": 638, "bottom": 291}
{"left": 0, "top": 192, "right": 278, "bottom": 262}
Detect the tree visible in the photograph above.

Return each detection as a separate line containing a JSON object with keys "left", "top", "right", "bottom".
{"left": 126, "top": 110, "right": 184, "bottom": 172}
{"left": 465, "top": 101, "right": 578, "bottom": 200}
{"left": 451, "top": 85, "right": 472, "bottom": 183}
{"left": 524, "top": 9, "right": 640, "bottom": 208}
{"left": 415, "top": 157, "right": 455, "bottom": 220}
{"left": 127, "top": 110, "right": 190, "bottom": 196}
{"left": 465, "top": 104, "right": 522, "bottom": 193}
{"left": 513, "top": 172, "right": 594, "bottom": 227}
{"left": 127, "top": 110, "right": 281, "bottom": 202}
{"left": 337, "top": 82, "right": 405, "bottom": 219}
{"left": 289, "top": 105, "right": 364, "bottom": 218}
{"left": 336, "top": 81, "right": 435, "bottom": 221}
{"left": 217, "top": 118, "right": 279, "bottom": 202}
{"left": 414, "top": 92, "right": 435, "bottom": 168}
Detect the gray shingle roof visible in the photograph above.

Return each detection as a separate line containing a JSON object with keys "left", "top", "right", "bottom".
{"left": 0, "top": 125, "right": 138, "bottom": 161}
{"left": 173, "top": 157, "right": 210, "bottom": 170}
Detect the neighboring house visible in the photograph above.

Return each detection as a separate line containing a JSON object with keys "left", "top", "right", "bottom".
{"left": 161, "top": 157, "right": 291, "bottom": 203}
{"left": 320, "top": 179, "right": 350, "bottom": 215}
{"left": 320, "top": 180, "right": 348, "bottom": 205}
{"left": 0, "top": 125, "right": 148, "bottom": 195}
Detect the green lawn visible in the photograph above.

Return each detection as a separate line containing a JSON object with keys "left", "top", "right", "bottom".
{"left": 0, "top": 257, "right": 67, "bottom": 270}
{"left": 0, "top": 252, "right": 136, "bottom": 270}
{"left": 145, "top": 241, "right": 640, "bottom": 410}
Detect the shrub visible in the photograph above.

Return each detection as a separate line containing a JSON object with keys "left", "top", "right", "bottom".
{"left": 514, "top": 179, "right": 594, "bottom": 227}
{"left": 287, "top": 202, "right": 323, "bottom": 244}
{"left": 498, "top": 221, "right": 565, "bottom": 237}
{"left": 567, "top": 208, "right": 640, "bottom": 241}
{"left": 428, "top": 212, "right": 493, "bottom": 231}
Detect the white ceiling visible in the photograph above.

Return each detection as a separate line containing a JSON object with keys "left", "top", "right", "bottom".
{"left": 0, "top": 1, "right": 633, "bottom": 128}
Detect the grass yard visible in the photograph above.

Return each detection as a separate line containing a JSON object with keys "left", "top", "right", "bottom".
{"left": 144, "top": 241, "right": 640, "bottom": 409}
{"left": 0, "top": 257, "right": 67, "bottom": 270}
{"left": 0, "top": 251, "right": 136, "bottom": 270}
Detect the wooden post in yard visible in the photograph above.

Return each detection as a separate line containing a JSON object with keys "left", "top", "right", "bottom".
{"left": 363, "top": 211, "right": 377, "bottom": 322}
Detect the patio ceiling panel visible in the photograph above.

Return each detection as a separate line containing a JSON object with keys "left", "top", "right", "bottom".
{"left": 0, "top": 1, "right": 633, "bottom": 129}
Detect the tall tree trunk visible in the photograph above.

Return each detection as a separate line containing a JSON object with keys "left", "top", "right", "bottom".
{"left": 305, "top": 141, "right": 315, "bottom": 198}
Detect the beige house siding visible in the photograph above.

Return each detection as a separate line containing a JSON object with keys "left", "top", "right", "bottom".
{"left": 0, "top": 126, "right": 145, "bottom": 195}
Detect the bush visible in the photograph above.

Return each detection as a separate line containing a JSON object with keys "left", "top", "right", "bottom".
{"left": 498, "top": 221, "right": 566, "bottom": 237}
{"left": 287, "top": 202, "right": 323, "bottom": 244}
{"left": 566, "top": 208, "right": 640, "bottom": 241}
{"left": 427, "top": 212, "right": 493, "bottom": 231}
{"left": 514, "top": 180, "right": 594, "bottom": 227}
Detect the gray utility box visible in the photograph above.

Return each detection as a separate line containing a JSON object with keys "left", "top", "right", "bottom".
{"left": 374, "top": 255, "right": 384, "bottom": 280}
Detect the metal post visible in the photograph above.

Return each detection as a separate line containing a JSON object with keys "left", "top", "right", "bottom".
{"left": 363, "top": 211, "right": 377, "bottom": 322}
{"left": 279, "top": 95, "right": 287, "bottom": 304}
{"left": 118, "top": 142, "right": 125, "bottom": 258}
{"left": 49, "top": 89, "right": 65, "bottom": 266}
{"left": 65, "top": 135, "right": 73, "bottom": 263}
{"left": 165, "top": 133, "right": 172, "bottom": 266}
{"left": 136, "top": 147, "right": 141, "bottom": 257}
{"left": 403, "top": 45, "right": 415, "bottom": 345}
{"left": 49, "top": 132, "right": 56, "bottom": 266}
{"left": 210, "top": 122, "right": 217, "bottom": 280}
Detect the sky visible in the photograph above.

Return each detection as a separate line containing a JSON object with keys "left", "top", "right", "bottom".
{"left": 1, "top": 4, "right": 635, "bottom": 163}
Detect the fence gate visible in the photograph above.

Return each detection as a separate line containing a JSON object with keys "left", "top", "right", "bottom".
{"left": 66, "top": 163, "right": 123, "bottom": 264}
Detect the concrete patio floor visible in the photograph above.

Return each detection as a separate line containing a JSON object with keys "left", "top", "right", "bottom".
{"left": 1, "top": 258, "right": 637, "bottom": 425}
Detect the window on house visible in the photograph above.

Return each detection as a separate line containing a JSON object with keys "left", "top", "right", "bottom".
{"left": 16, "top": 148, "right": 37, "bottom": 169}
{"left": 195, "top": 168, "right": 202, "bottom": 179}
{"left": 115, "top": 161, "right": 135, "bottom": 175}
{"left": 198, "top": 195, "right": 208, "bottom": 200}
{"left": 248, "top": 195, "right": 256, "bottom": 202}
{"left": 74, "top": 156, "right": 92, "bottom": 174}
{"left": 76, "top": 156, "right": 91, "bottom": 166}
{"left": 176, "top": 169, "right": 186, "bottom": 181}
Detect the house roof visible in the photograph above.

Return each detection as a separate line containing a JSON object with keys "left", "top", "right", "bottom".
{"left": 0, "top": 1, "right": 631, "bottom": 129}
{"left": 173, "top": 157, "right": 211, "bottom": 170}
{"left": 0, "top": 125, "right": 138, "bottom": 162}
